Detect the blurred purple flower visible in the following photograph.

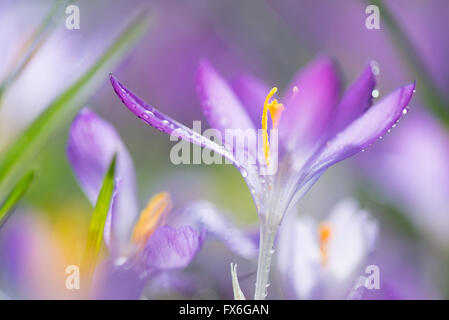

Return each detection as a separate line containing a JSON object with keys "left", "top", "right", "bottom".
{"left": 360, "top": 108, "right": 449, "bottom": 245}
{"left": 277, "top": 199, "right": 378, "bottom": 299}
{"left": 66, "top": 109, "right": 257, "bottom": 299}
{"left": 362, "top": 228, "right": 441, "bottom": 300}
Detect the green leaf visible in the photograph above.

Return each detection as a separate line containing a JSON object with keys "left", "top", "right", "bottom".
{"left": 82, "top": 155, "right": 116, "bottom": 284}
{"left": 0, "top": 11, "right": 149, "bottom": 199}
{"left": 230, "top": 263, "right": 246, "bottom": 300}
{"left": 0, "top": 171, "right": 35, "bottom": 228}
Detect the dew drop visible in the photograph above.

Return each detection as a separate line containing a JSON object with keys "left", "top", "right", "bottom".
{"left": 115, "top": 257, "right": 127, "bottom": 266}
{"left": 371, "top": 89, "right": 379, "bottom": 98}
{"left": 370, "top": 61, "right": 380, "bottom": 76}
{"left": 402, "top": 108, "right": 408, "bottom": 115}
{"left": 142, "top": 110, "right": 153, "bottom": 119}
{"left": 292, "top": 86, "right": 299, "bottom": 94}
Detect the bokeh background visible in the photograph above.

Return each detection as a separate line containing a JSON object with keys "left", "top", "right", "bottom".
{"left": 0, "top": 0, "right": 448, "bottom": 299}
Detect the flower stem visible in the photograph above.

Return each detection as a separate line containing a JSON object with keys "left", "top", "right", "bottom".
{"left": 254, "top": 223, "right": 277, "bottom": 300}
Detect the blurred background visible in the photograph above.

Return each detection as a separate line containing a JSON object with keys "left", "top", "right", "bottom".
{"left": 0, "top": 0, "right": 448, "bottom": 299}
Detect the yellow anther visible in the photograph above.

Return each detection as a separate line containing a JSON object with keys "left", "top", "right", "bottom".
{"left": 268, "top": 101, "right": 285, "bottom": 129}
{"left": 262, "top": 87, "right": 284, "bottom": 166}
{"left": 319, "top": 222, "right": 332, "bottom": 267}
{"left": 131, "top": 191, "right": 172, "bottom": 249}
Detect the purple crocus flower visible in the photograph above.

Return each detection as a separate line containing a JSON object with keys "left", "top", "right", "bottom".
{"left": 359, "top": 108, "right": 449, "bottom": 246}
{"left": 67, "top": 109, "right": 257, "bottom": 299}
{"left": 110, "top": 56, "right": 415, "bottom": 299}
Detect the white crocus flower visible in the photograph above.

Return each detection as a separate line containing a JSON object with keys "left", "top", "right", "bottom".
{"left": 277, "top": 199, "right": 378, "bottom": 299}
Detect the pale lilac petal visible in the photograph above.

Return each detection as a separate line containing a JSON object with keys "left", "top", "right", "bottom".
{"left": 66, "top": 109, "right": 139, "bottom": 250}
{"left": 360, "top": 110, "right": 449, "bottom": 243}
{"left": 142, "top": 226, "right": 206, "bottom": 271}
{"left": 281, "top": 56, "right": 341, "bottom": 150}
{"left": 333, "top": 65, "right": 376, "bottom": 132}
{"left": 110, "top": 74, "right": 238, "bottom": 165}
{"left": 230, "top": 73, "right": 270, "bottom": 125}
{"left": 91, "top": 260, "right": 145, "bottom": 300}
{"left": 103, "top": 182, "right": 119, "bottom": 248}
{"left": 196, "top": 59, "right": 255, "bottom": 135}
{"left": 309, "top": 82, "right": 416, "bottom": 175}
{"left": 172, "top": 201, "right": 258, "bottom": 259}
{"left": 0, "top": 214, "right": 34, "bottom": 295}
{"left": 145, "top": 271, "right": 198, "bottom": 297}
{"left": 277, "top": 214, "right": 320, "bottom": 299}
{"left": 326, "top": 200, "right": 378, "bottom": 282}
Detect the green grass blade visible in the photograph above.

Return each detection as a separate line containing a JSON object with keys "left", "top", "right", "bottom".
{"left": 0, "top": 12, "right": 149, "bottom": 199}
{"left": 0, "top": 171, "right": 35, "bottom": 228}
{"left": 82, "top": 155, "right": 116, "bottom": 284}
{"left": 0, "top": 1, "right": 70, "bottom": 104}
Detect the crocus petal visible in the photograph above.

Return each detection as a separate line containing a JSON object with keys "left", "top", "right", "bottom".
{"left": 66, "top": 109, "right": 139, "bottom": 251}
{"left": 103, "top": 181, "right": 119, "bottom": 248}
{"left": 91, "top": 260, "right": 145, "bottom": 300}
{"left": 309, "top": 82, "right": 416, "bottom": 175}
{"left": 141, "top": 226, "right": 205, "bottom": 271}
{"left": 333, "top": 65, "right": 376, "bottom": 133}
{"left": 110, "top": 74, "right": 238, "bottom": 164}
{"left": 326, "top": 199, "right": 378, "bottom": 282}
{"left": 277, "top": 214, "right": 321, "bottom": 299}
{"left": 196, "top": 59, "right": 255, "bottom": 136}
{"left": 281, "top": 56, "right": 341, "bottom": 150}
{"left": 172, "top": 201, "right": 258, "bottom": 259}
{"left": 230, "top": 73, "right": 270, "bottom": 125}
{"left": 145, "top": 271, "right": 198, "bottom": 298}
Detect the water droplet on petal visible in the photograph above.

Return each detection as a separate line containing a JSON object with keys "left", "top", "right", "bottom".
{"left": 402, "top": 108, "right": 408, "bottom": 115}
{"left": 371, "top": 89, "right": 379, "bottom": 98}
{"left": 370, "top": 61, "right": 380, "bottom": 76}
